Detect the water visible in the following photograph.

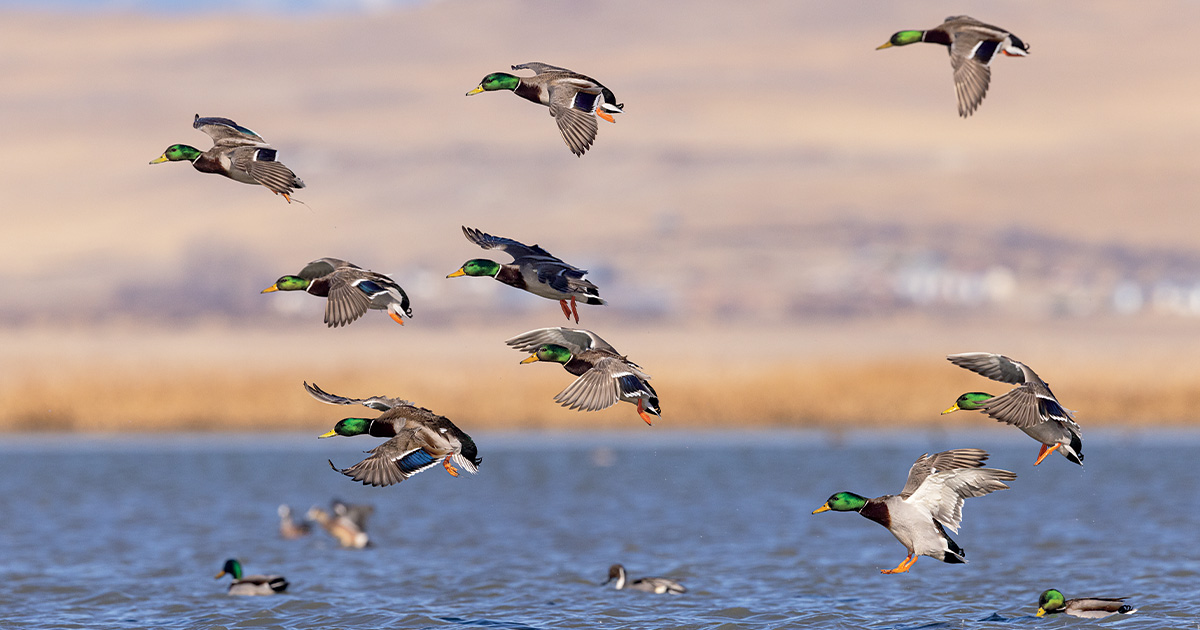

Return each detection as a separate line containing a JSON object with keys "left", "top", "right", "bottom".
{"left": 0, "top": 429, "right": 1195, "bottom": 629}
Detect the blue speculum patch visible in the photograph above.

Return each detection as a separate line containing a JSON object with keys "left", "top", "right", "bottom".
{"left": 573, "top": 92, "right": 599, "bottom": 111}
{"left": 398, "top": 449, "right": 435, "bottom": 474}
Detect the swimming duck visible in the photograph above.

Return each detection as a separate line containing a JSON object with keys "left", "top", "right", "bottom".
{"left": 812, "top": 448, "right": 1016, "bottom": 574}
{"left": 448, "top": 226, "right": 604, "bottom": 323}
{"left": 505, "top": 327, "right": 660, "bottom": 425}
{"left": 307, "top": 382, "right": 482, "bottom": 488}
{"left": 305, "top": 505, "right": 370, "bottom": 548}
{"left": 466, "top": 62, "right": 623, "bottom": 156}
{"left": 942, "top": 353, "right": 1083, "bottom": 466}
{"left": 603, "top": 564, "right": 686, "bottom": 594}
{"left": 1037, "top": 589, "right": 1137, "bottom": 618}
{"left": 150, "top": 114, "right": 305, "bottom": 202}
{"left": 214, "top": 559, "right": 288, "bottom": 595}
{"left": 331, "top": 499, "right": 374, "bottom": 532}
{"left": 877, "top": 16, "right": 1029, "bottom": 117}
{"left": 262, "top": 257, "right": 412, "bottom": 328}
{"left": 277, "top": 504, "right": 311, "bottom": 539}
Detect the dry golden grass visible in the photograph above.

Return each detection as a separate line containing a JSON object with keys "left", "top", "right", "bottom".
{"left": 8, "top": 354, "right": 1200, "bottom": 433}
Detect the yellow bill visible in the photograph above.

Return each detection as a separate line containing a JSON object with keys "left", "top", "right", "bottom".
{"left": 260, "top": 285, "right": 279, "bottom": 293}
{"left": 446, "top": 268, "right": 467, "bottom": 278}
{"left": 812, "top": 504, "right": 831, "bottom": 514}
{"left": 149, "top": 154, "right": 169, "bottom": 164}
{"left": 466, "top": 85, "right": 485, "bottom": 96}
{"left": 520, "top": 354, "right": 540, "bottom": 364}
{"left": 876, "top": 42, "right": 893, "bottom": 50}
{"left": 941, "top": 404, "right": 959, "bottom": 415}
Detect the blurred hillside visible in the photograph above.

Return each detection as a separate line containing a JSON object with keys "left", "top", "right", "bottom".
{"left": 3, "top": 1, "right": 1200, "bottom": 430}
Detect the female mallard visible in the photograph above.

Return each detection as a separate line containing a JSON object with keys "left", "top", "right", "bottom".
{"left": 150, "top": 114, "right": 305, "bottom": 202}
{"left": 214, "top": 559, "right": 288, "bottom": 595}
{"left": 305, "top": 505, "right": 369, "bottom": 548}
{"left": 877, "top": 16, "right": 1029, "bottom": 117}
{"left": 262, "top": 257, "right": 412, "bottom": 327}
{"left": 277, "top": 504, "right": 311, "bottom": 539}
{"left": 505, "top": 327, "right": 659, "bottom": 425}
{"left": 812, "top": 448, "right": 1016, "bottom": 574}
{"left": 1037, "top": 589, "right": 1136, "bottom": 618}
{"left": 447, "top": 226, "right": 604, "bottom": 323}
{"left": 941, "top": 353, "right": 1083, "bottom": 466}
{"left": 307, "top": 382, "right": 482, "bottom": 488}
{"left": 466, "top": 62, "right": 623, "bottom": 156}
{"left": 603, "top": 564, "right": 686, "bottom": 595}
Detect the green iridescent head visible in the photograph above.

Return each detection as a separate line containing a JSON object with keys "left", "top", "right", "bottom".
{"left": 812, "top": 491, "right": 869, "bottom": 514}
{"left": 318, "top": 418, "right": 371, "bottom": 438}
{"left": 261, "top": 275, "right": 311, "bottom": 294}
{"left": 877, "top": 30, "right": 924, "bottom": 49}
{"left": 942, "top": 392, "right": 994, "bottom": 414}
{"left": 520, "top": 344, "right": 574, "bottom": 365}
{"left": 216, "top": 558, "right": 243, "bottom": 580}
{"left": 466, "top": 72, "right": 521, "bottom": 95}
{"left": 447, "top": 259, "right": 501, "bottom": 278}
{"left": 150, "top": 144, "right": 202, "bottom": 164}
{"left": 1037, "top": 589, "right": 1065, "bottom": 616}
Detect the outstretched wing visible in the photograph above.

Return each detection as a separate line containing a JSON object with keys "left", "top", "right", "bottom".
{"left": 193, "top": 114, "right": 266, "bottom": 146}
{"left": 511, "top": 61, "right": 574, "bottom": 75}
{"left": 461, "top": 226, "right": 563, "bottom": 263}
{"left": 303, "top": 382, "right": 411, "bottom": 411}
{"left": 548, "top": 84, "right": 599, "bottom": 157}
{"left": 551, "top": 358, "right": 630, "bottom": 412}
{"left": 505, "top": 327, "right": 618, "bottom": 355}
{"left": 900, "top": 448, "right": 989, "bottom": 497}
{"left": 905, "top": 459, "right": 1016, "bottom": 533}
{"left": 946, "top": 352, "right": 1037, "bottom": 384}
{"left": 229, "top": 147, "right": 304, "bottom": 196}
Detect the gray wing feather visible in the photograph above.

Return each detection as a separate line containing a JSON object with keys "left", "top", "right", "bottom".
{"left": 906, "top": 461, "right": 1016, "bottom": 532}
{"left": 946, "top": 352, "right": 1036, "bottom": 384}
{"left": 900, "top": 448, "right": 990, "bottom": 497}
{"left": 461, "top": 226, "right": 543, "bottom": 261}
{"left": 505, "top": 327, "right": 618, "bottom": 354}
{"left": 548, "top": 87, "right": 598, "bottom": 157}
{"left": 951, "top": 51, "right": 991, "bottom": 118}
{"left": 297, "top": 258, "right": 346, "bottom": 280}
{"left": 323, "top": 271, "right": 372, "bottom": 327}
{"left": 243, "top": 158, "right": 305, "bottom": 196}
{"left": 512, "top": 61, "right": 573, "bottom": 74}
{"left": 303, "top": 382, "right": 412, "bottom": 411}
{"left": 553, "top": 363, "right": 622, "bottom": 412}
{"left": 193, "top": 114, "right": 265, "bottom": 145}
{"left": 980, "top": 386, "right": 1047, "bottom": 429}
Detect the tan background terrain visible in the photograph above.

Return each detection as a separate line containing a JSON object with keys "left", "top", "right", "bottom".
{"left": 3, "top": 1, "right": 1200, "bottom": 432}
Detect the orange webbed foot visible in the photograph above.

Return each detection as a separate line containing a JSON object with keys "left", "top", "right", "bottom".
{"left": 596, "top": 107, "right": 615, "bottom": 123}
{"left": 1034, "top": 443, "right": 1060, "bottom": 466}
{"left": 880, "top": 555, "right": 916, "bottom": 574}
{"left": 637, "top": 399, "right": 653, "bottom": 426}
{"left": 570, "top": 295, "right": 580, "bottom": 324}
{"left": 559, "top": 299, "right": 572, "bottom": 319}
{"left": 388, "top": 311, "right": 405, "bottom": 325}
{"left": 442, "top": 457, "right": 460, "bottom": 477}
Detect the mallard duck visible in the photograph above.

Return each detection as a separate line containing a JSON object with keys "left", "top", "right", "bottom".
{"left": 215, "top": 559, "right": 288, "bottom": 595}
{"left": 505, "top": 327, "right": 660, "bottom": 425}
{"left": 277, "top": 504, "right": 311, "bottom": 539}
{"left": 305, "top": 505, "right": 369, "bottom": 548}
{"left": 942, "top": 353, "right": 1083, "bottom": 466}
{"left": 447, "top": 226, "right": 604, "bottom": 323}
{"left": 812, "top": 448, "right": 1016, "bottom": 574}
{"left": 466, "top": 62, "right": 623, "bottom": 156}
{"left": 1037, "top": 589, "right": 1137, "bottom": 618}
{"left": 603, "top": 564, "right": 686, "bottom": 594}
{"left": 307, "top": 382, "right": 482, "bottom": 488}
{"left": 331, "top": 499, "right": 374, "bottom": 532}
{"left": 150, "top": 114, "right": 305, "bottom": 202}
{"left": 262, "top": 257, "right": 412, "bottom": 327}
{"left": 877, "top": 16, "right": 1029, "bottom": 117}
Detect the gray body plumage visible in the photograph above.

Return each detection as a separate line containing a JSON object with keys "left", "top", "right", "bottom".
{"left": 604, "top": 564, "right": 686, "bottom": 595}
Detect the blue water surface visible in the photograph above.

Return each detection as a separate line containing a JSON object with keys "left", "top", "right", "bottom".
{"left": 0, "top": 429, "right": 1193, "bottom": 628}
